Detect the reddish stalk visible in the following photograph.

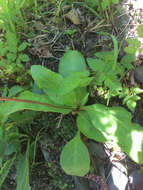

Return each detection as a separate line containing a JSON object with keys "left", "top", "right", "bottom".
{"left": 0, "top": 97, "right": 73, "bottom": 110}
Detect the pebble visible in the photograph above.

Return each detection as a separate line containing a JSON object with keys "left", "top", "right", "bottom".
{"left": 134, "top": 65, "right": 143, "bottom": 84}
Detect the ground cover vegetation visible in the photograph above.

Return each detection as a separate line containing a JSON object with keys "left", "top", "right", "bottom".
{"left": 0, "top": 0, "right": 143, "bottom": 189}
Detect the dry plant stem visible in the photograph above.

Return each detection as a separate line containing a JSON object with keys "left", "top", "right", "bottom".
{"left": 56, "top": 114, "right": 64, "bottom": 128}
{"left": 0, "top": 97, "right": 73, "bottom": 110}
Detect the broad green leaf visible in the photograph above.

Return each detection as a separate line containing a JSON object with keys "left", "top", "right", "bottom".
{"left": 16, "top": 142, "right": 30, "bottom": 190}
{"left": 59, "top": 91, "right": 78, "bottom": 107}
{"left": 77, "top": 112, "right": 107, "bottom": 142}
{"left": 31, "top": 65, "right": 63, "bottom": 98}
{"left": 74, "top": 87, "right": 89, "bottom": 106}
{"left": 84, "top": 104, "right": 143, "bottom": 163}
{"left": 58, "top": 71, "right": 90, "bottom": 96}
{"left": 85, "top": 104, "right": 132, "bottom": 137}
{"left": 0, "top": 91, "right": 71, "bottom": 122}
{"left": 31, "top": 65, "right": 77, "bottom": 106}
{"left": 59, "top": 50, "right": 87, "bottom": 78}
{"left": 60, "top": 132, "right": 90, "bottom": 176}
{"left": 0, "top": 154, "right": 16, "bottom": 187}
{"left": 121, "top": 123, "right": 143, "bottom": 164}
{"left": 58, "top": 73, "right": 84, "bottom": 96}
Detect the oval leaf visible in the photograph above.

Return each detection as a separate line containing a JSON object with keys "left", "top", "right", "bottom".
{"left": 77, "top": 112, "right": 107, "bottom": 142}
{"left": 59, "top": 50, "right": 87, "bottom": 78}
{"left": 31, "top": 65, "right": 77, "bottom": 106}
{"left": 84, "top": 104, "right": 143, "bottom": 164}
{"left": 31, "top": 65, "right": 63, "bottom": 98}
{"left": 60, "top": 132, "right": 90, "bottom": 176}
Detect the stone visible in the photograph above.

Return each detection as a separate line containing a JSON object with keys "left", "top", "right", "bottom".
{"left": 134, "top": 65, "right": 143, "bottom": 84}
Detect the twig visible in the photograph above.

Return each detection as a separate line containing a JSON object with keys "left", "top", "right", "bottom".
{"left": 56, "top": 114, "right": 64, "bottom": 128}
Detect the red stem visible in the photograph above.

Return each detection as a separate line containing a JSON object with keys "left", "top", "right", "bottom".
{"left": 0, "top": 97, "right": 72, "bottom": 110}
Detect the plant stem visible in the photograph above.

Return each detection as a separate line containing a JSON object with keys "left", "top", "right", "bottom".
{"left": 0, "top": 97, "right": 73, "bottom": 110}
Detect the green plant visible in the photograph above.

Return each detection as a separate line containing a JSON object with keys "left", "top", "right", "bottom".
{"left": 0, "top": 50, "right": 143, "bottom": 178}
{"left": 98, "top": 0, "right": 119, "bottom": 12}
{"left": 87, "top": 35, "right": 138, "bottom": 106}
{"left": 84, "top": 0, "right": 119, "bottom": 20}
{"left": 0, "top": 85, "right": 38, "bottom": 189}
{"left": 0, "top": 31, "right": 30, "bottom": 82}
{"left": 124, "top": 24, "right": 143, "bottom": 57}
{"left": 0, "top": 107, "right": 39, "bottom": 189}
{"left": 0, "top": 0, "right": 28, "bottom": 33}
{"left": 0, "top": 122, "right": 30, "bottom": 189}
{"left": 66, "top": 29, "right": 77, "bottom": 38}
{"left": 0, "top": 0, "right": 34, "bottom": 83}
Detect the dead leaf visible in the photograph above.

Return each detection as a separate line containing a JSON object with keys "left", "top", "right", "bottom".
{"left": 29, "top": 45, "right": 53, "bottom": 58}
{"left": 65, "top": 9, "right": 81, "bottom": 25}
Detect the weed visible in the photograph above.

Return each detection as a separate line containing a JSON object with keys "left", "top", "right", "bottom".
{"left": 66, "top": 29, "right": 77, "bottom": 38}
{"left": 0, "top": 0, "right": 36, "bottom": 84}
{"left": 0, "top": 32, "right": 30, "bottom": 83}
{"left": 0, "top": 50, "right": 143, "bottom": 179}
{"left": 83, "top": 0, "right": 119, "bottom": 21}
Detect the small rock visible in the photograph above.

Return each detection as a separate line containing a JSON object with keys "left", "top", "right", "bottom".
{"left": 107, "top": 163, "right": 128, "bottom": 190}
{"left": 134, "top": 65, "right": 143, "bottom": 84}
{"left": 128, "top": 170, "right": 143, "bottom": 190}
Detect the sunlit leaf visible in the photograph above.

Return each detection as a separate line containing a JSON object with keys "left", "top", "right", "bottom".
{"left": 84, "top": 104, "right": 143, "bottom": 163}
{"left": 77, "top": 112, "right": 107, "bottom": 142}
